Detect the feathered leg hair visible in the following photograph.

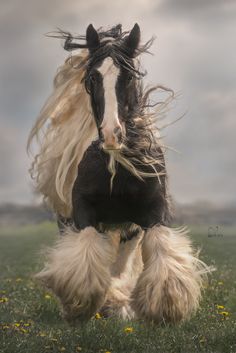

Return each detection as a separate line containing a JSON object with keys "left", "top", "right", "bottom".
{"left": 131, "top": 226, "right": 212, "bottom": 323}
{"left": 101, "top": 230, "right": 144, "bottom": 319}
{"left": 36, "top": 227, "right": 118, "bottom": 322}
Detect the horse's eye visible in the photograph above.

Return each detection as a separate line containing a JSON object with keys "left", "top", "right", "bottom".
{"left": 127, "top": 73, "right": 133, "bottom": 83}
{"left": 84, "top": 77, "right": 91, "bottom": 94}
{"left": 89, "top": 74, "right": 96, "bottom": 83}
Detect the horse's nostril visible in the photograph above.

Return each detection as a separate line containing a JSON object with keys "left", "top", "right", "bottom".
{"left": 113, "top": 127, "right": 121, "bottom": 134}
{"left": 99, "top": 129, "right": 105, "bottom": 142}
{"left": 113, "top": 127, "right": 122, "bottom": 143}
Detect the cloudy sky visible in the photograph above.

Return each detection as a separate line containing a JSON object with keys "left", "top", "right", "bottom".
{"left": 0, "top": 0, "right": 235, "bottom": 205}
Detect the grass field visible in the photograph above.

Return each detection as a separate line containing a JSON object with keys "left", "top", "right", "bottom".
{"left": 0, "top": 222, "right": 236, "bottom": 353}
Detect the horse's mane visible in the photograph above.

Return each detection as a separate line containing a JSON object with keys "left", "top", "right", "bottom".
{"left": 28, "top": 51, "right": 97, "bottom": 216}
{"left": 28, "top": 25, "right": 173, "bottom": 217}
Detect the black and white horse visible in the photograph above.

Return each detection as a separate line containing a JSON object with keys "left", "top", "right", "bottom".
{"left": 28, "top": 24, "right": 210, "bottom": 323}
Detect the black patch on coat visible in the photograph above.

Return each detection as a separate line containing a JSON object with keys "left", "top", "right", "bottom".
{"left": 72, "top": 141, "right": 170, "bottom": 231}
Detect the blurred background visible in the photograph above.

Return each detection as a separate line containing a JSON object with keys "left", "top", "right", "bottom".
{"left": 0, "top": 0, "right": 235, "bottom": 225}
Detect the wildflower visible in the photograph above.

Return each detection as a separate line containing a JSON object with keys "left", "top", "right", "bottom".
{"left": 0, "top": 297, "right": 9, "bottom": 303}
{"left": 218, "top": 281, "right": 223, "bottom": 285}
{"left": 219, "top": 311, "right": 229, "bottom": 316}
{"left": 44, "top": 294, "right": 51, "bottom": 300}
{"left": 216, "top": 305, "right": 225, "bottom": 310}
{"left": 14, "top": 323, "right": 20, "bottom": 327}
{"left": 124, "top": 327, "right": 134, "bottom": 333}
{"left": 20, "top": 328, "right": 28, "bottom": 334}
{"left": 95, "top": 312, "right": 102, "bottom": 319}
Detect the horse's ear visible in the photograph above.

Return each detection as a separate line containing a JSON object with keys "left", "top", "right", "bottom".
{"left": 124, "top": 23, "right": 141, "bottom": 57}
{"left": 86, "top": 24, "right": 100, "bottom": 52}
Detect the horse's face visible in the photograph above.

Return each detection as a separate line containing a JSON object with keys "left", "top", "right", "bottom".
{"left": 85, "top": 24, "right": 140, "bottom": 151}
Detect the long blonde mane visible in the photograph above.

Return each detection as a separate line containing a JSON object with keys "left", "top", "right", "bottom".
{"left": 28, "top": 50, "right": 97, "bottom": 217}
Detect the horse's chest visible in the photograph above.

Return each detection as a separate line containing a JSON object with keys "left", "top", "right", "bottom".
{"left": 79, "top": 166, "right": 146, "bottom": 202}
{"left": 76, "top": 149, "right": 151, "bottom": 200}
{"left": 73, "top": 143, "right": 167, "bottom": 227}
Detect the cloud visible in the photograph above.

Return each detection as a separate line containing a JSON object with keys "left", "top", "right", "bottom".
{"left": 158, "top": 0, "right": 236, "bottom": 28}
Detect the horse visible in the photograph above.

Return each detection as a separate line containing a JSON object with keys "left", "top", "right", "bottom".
{"left": 28, "top": 23, "right": 210, "bottom": 323}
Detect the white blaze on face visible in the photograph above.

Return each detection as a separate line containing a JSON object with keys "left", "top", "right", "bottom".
{"left": 98, "top": 57, "right": 122, "bottom": 149}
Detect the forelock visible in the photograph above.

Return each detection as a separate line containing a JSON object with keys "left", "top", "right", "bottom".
{"left": 86, "top": 40, "right": 145, "bottom": 79}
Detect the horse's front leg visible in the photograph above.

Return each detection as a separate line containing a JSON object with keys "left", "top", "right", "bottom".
{"left": 36, "top": 195, "right": 119, "bottom": 323}
{"left": 72, "top": 195, "right": 97, "bottom": 230}
{"left": 130, "top": 225, "right": 210, "bottom": 323}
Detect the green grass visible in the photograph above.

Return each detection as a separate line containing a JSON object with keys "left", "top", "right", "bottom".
{"left": 0, "top": 222, "right": 236, "bottom": 353}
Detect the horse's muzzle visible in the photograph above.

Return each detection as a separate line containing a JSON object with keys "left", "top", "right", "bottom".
{"left": 101, "top": 126, "right": 123, "bottom": 150}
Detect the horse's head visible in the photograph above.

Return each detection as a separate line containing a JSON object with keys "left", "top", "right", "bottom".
{"left": 84, "top": 24, "right": 141, "bottom": 151}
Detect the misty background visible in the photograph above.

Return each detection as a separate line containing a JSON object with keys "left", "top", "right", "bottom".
{"left": 0, "top": 0, "right": 235, "bottom": 216}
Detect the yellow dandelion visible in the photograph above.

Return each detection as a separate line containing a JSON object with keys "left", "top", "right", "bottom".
{"left": 44, "top": 294, "right": 51, "bottom": 300}
{"left": 219, "top": 311, "right": 229, "bottom": 316}
{"left": 199, "top": 337, "right": 206, "bottom": 343}
{"left": 20, "top": 328, "right": 28, "bottom": 334}
{"left": 0, "top": 297, "right": 9, "bottom": 303}
{"left": 124, "top": 327, "right": 134, "bottom": 333}
{"left": 105, "top": 351, "right": 111, "bottom": 353}
{"left": 24, "top": 323, "right": 30, "bottom": 327}
{"left": 14, "top": 323, "right": 20, "bottom": 327}
{"left": 95, "top": 312, "right": 102, "bottom": 319}
{"left": 216, "top": 305, "right": 225, "bottom": 309}
{"left": 218, "top": 281, "right": 223, "bottom": 285}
